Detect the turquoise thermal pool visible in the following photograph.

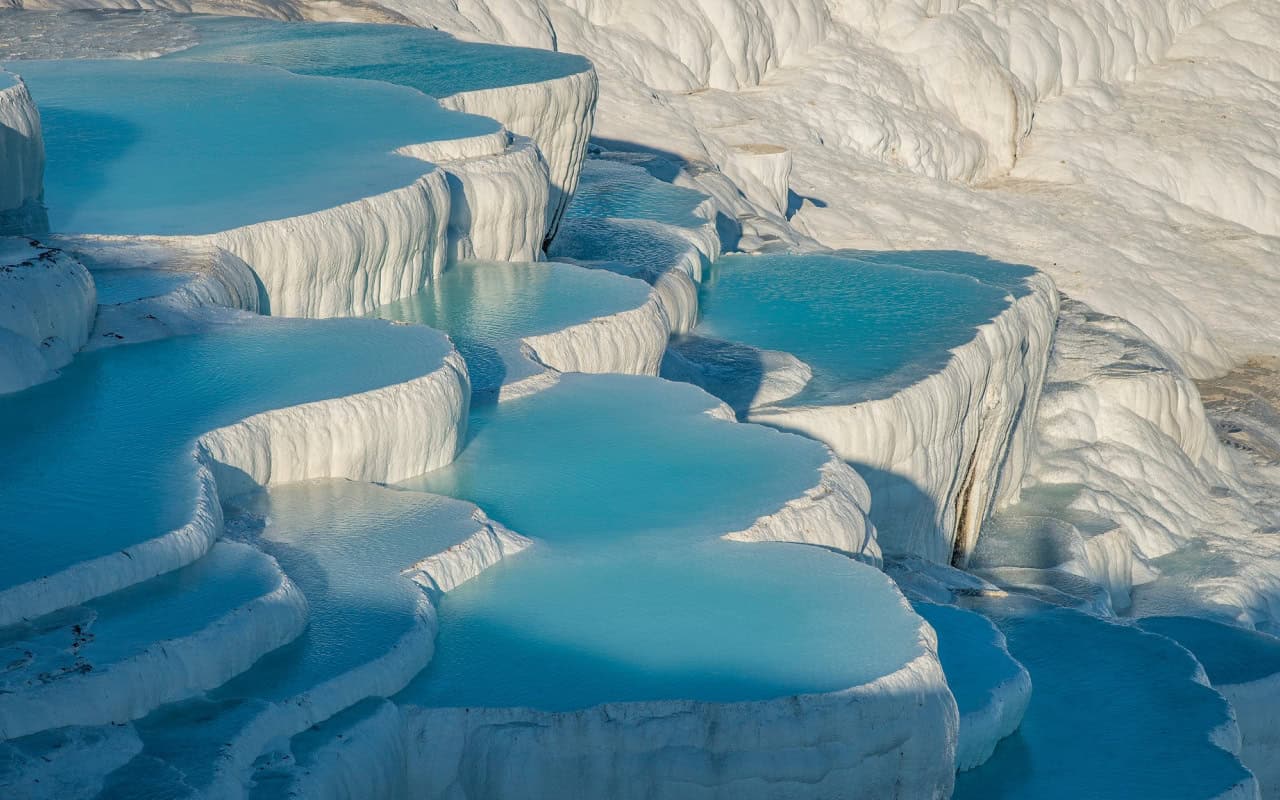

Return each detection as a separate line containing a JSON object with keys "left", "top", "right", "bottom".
{"left": 403, "top": 540, "right": 916, "bottom": 710}
{"left": 694, "top": 250, "right": 1034, "bottom": 404}
{"left": 395, "top": 373, "right": 917, "bottom": 711}
{"left": 169, "top": 15, "right": 590, "bottom": 99}
{"left": 953, "top": 603, "right": 1254, "bottom": 800}
{"left": 90, "top": 268, "right": 191, "bottom": 305}
{"left": 1137, "top": 615, "right": 1280, "bottom": 688}
{"left": 7, "top": 58, "right": 495, "bottom": 236}
{"left": 373, "top": 260, "right": 652, "bottom": 392}
{"left": 0, "top": 319, "right": 451, "bottom": 599}
{"left": 565, "top": 158, "right": 711, "bottom": 231}
{"left": 215, "top": 481, "right": 489, "bottom": 705}
{"left": 406, "top": 375, "right": 825, "bottom": 546}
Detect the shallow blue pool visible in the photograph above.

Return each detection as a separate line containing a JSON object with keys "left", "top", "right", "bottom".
{"left": 8, "top": 59, "right": 495, "bottom": 236}
{"left": 0, "top": 541, "right": 281, "bottom": 694}
{"left": 396, "top": 374, "right": 918, "bottom": 710}
{"left": 954, "top": 603, "right": 1253, "bottom": 799}
{"left": 215, "top": 481, "right": 484, "bottom": 703}
{"left": 91, "top": 476, "right": 494, "bottom": 793}
{"left": 91, "top": 268, "right": 189, "bottom": 305}
{"left": 0, "top": 319, "right": 449, "bottom": 596}
{"left": 549, "top": 157, "right": 714, "bottom": 283}
{"left": 914, "top": 602, "right": 1023, "bottom": 719}
{"left": 1137, "top": 615, "right": 1280, "bottom": 687}
{"left": 169, "top": 16, "right": 590, "bottom": 98}
{"left": 405, "top": 539, "right": 917, "bottom": 710}
{"left": 372, "top": 261, "right": 650, "bottom": 391}
{"left": 405, "top": 374, "right": 825, "bottom": 545}
{"left": 566, "top": 159, "right": 710, "bottom": 230}
{"left": 695, "top": 250, "right": 1034, "bottom": 403}
{"left": 550, "top": 216, "right": 700, "bottom": 275}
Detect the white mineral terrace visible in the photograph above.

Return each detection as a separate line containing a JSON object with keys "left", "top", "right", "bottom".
{"left": 2, "top": 5, "right": 1280, "bottom": 799}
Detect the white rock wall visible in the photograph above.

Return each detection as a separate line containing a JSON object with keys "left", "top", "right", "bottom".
{"left": 411, "top": 135, "right": 551, "bottom": 264}
{"left": 721, "top": 272, "right": 1058, "bottom": 563}
{"left": 200, "top": 345, "right": 469, "bottom": 498}
{"left": 521, "top": 287, "right": 669, "bottom": 378}
{"left": 0, "top": 239, "right": 95, "bottom": 394}
{"left": 1009, "top": 299, "right": 1280, "bottom": 629}
{"left": 438, "top": 68, "right": 598, "bottom": 243}
{"left": 1011, "top": 0, "right": 1280, "bottom": 237}
{"left": 181, "top": 169, "right": 451, "bottom": 318}
{"left": 0, "top": 72, "right": 43, "bottom": 216}
{"left": 719, "top": 143, "right": 792, "bottom": 217}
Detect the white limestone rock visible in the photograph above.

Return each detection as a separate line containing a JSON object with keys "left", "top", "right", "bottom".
{"left": 0, "top": 237, "right": 95, "bottom": 394}
{"left": 0, "top": 71, "right": 43, "bottom": 217}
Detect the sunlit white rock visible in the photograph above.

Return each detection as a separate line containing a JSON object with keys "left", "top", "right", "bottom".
{"left": 0, "top": 71, "right": 42, "bottom": 217}
{"left": 720, "top": 143, "right": 792, "bottom": 217}
{"left": 0, "top": 238, "right": 94, "bottom": 394}
{"left": 438, "top": 67, "right": 598, "bottom": 243}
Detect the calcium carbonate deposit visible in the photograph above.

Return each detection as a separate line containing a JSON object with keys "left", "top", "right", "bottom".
{"left": 2, "top": 5, "right": 1280, "bottom": 799}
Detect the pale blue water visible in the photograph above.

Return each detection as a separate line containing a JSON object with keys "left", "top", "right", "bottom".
{"left": 373, "top": 261, "right": 650, "bottom": 391}
{"left": 397, "top": 374, "right": 917, "bottom": 710}
{"left": 171, "top": 16, "right": 589, "bottom": 99}
{"left": 695, "top": 251, "right": 1035, "bottom": 403}
{"left": 567, "top": 159, "right": 709, "bottom": 230}
{"left": 408, "top": 540, "right": 916, "bottom": 710}
{"left": 913, "top": 602, "right": 1022, "bottom": 718}
{"left": 1137, "top": 616, "right": 1280, "bottom": 686}
{"left": 0, "top": 542, "right": 278, "bottom": 679}
{"left": 954, "top": 603, "right": 1253, "bottom": 799}
{"left": 39, "top": 542, "right": 278, "bottom": 662}
{"left": 91, "top": 268, "right": 189, "bottom": 305}
{"left": 550, "top": 216, "right": 698, "bottom": 273}
{"left": 848, "top": 249, "right": 1036, "bottom": 293}
{"left": 8, "top": 59, "right": 496, "bottom": 236}
{"left": 972, "top": 567, "right": 1113, "bottom": 615}
{"left": 0, "top": 319, "right": 450, "bottom": 596}
{"left": 216, "top": 481, "right": 483, "bottom": 702}
{"left": 89, "top": 481, "right": 488, "bottom": 798}
{"left": 548, "top": 158, "right": 712, "bottom": 279}
{"left": 405, "top": 374, "right": 827, "bottom": 546}
{"left": 968, "top": 513, "right": 1085, "bottom": 572}
{"left": 0, "top": 71, "right": 15, "bottom": 89}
